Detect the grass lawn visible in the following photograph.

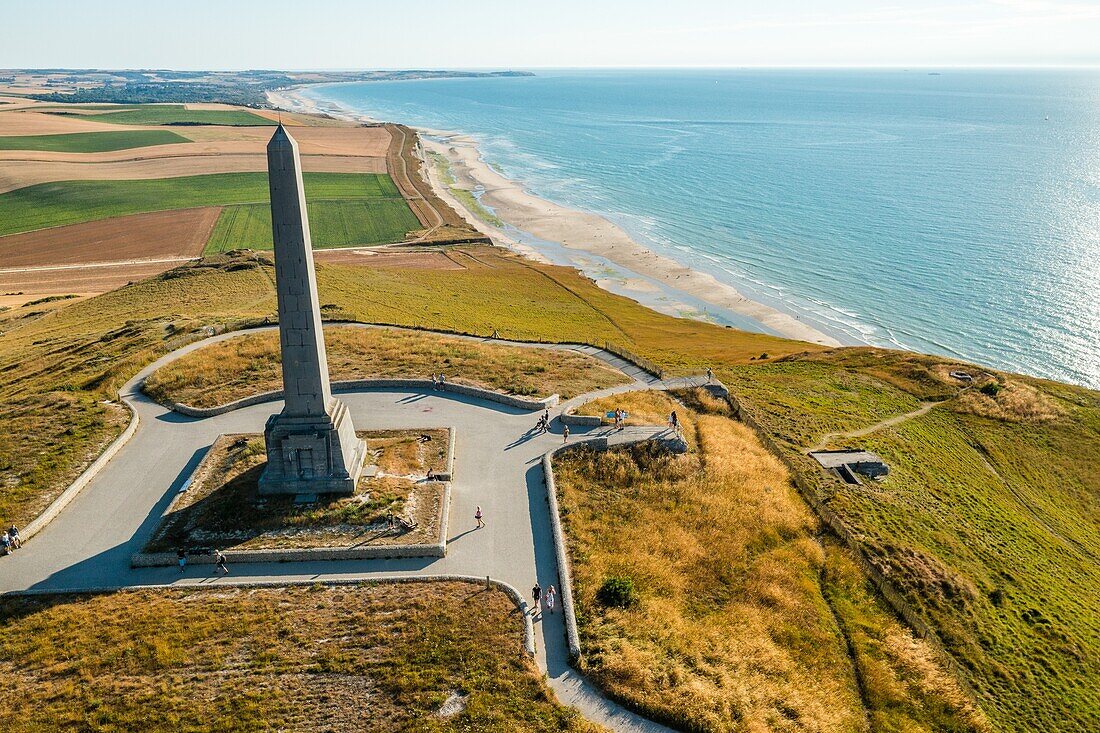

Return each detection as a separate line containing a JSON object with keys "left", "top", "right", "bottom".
{"left": 722, "top": 350, "right": 1100, "bottom": 732}
{"left": 552, "top": 388, "right": 985, "bottom": 732}
{"left": 0, "top": 172, "right": 416, "bottom": 242}
{"left": 203, "top": 199, "right": 421, "bottom": 252}
{"left": 0, "top": 129, "right": 190, "bottom": 152}
{"left": 0, "top": 583, "right": 599, "bottom": 732}
{"left": 44, "top": 104, "right": 275, "bottom": 126}
{"left": 144, "top": 430, "right": 448, "bottom": 552}
{"left": 143, "top": 325, "right": 632, "bottom": 408}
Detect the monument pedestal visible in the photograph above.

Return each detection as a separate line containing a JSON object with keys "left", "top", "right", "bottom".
{"left": 259, "top": 398, "right": 366, "bottom": 495}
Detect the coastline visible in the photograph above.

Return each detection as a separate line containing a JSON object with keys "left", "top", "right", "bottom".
{"left": 270, "top": 85, "right": 842, "bottom": 347}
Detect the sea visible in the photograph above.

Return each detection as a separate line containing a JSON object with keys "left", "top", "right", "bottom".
{"left": 301, "top": 69, "right": 1100, "bottom": 390}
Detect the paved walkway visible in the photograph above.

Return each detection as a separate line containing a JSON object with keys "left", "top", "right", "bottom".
{"left": 0, "top": 329, "right": 694, "bottom": 732}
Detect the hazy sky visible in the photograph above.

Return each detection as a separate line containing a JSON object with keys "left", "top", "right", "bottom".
{"left": 4, "top": 0, "right": 1098, "bottom": 69}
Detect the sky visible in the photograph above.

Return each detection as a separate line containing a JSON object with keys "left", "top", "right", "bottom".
{"left": 3, "top": 0, "right": 1098, "bottom": 69}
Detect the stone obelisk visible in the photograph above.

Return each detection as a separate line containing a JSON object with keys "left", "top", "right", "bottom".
{"left": 258, "top": 125, "right": 365, "bottom": 495}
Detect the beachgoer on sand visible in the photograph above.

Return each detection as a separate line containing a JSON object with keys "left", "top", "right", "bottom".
{"left": 475, "top": 505, "right": 485, "bottom": 528}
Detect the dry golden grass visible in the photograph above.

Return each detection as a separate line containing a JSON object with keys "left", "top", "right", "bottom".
{"left": 554, "top": 391, "right": 987, "bottom": 733}
{"left": 952, "top": 380, "right": 1063, "bottom": 422}
{"left": 0, "top": 583, "right": 601, "bottom": 732}
{"left": 144, "top": 325, "right": 632, "bottom": 407}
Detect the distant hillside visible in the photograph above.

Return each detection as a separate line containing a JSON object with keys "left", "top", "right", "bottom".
{"left": 2, "top": 68, "right": 534, "bottom": 106}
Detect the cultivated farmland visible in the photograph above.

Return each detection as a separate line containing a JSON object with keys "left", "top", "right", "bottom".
{"left": 204, "top": 198, "right": 420, "bottom": 252}
{"left": 0, "top": 172, "right": 417, "bottom": 244}
{"left": 0, "top": 208, "right": 220, "bottom": 268}
{"left": 43, "top": 104, "right": 275, "bottom": 126}
{"left": 0, "top": 129, "right": 190, "bottom": 152}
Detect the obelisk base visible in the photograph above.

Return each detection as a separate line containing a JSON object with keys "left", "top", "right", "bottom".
{"left": 258, "top": 398, "right": 366, "bottom": 496}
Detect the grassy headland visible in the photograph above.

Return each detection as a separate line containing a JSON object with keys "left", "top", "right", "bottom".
{"left": 553, "top": 389, "right": 986, "bottom": 732}
{"left": 1, "top": 243, "right": 1095, "bottom": 731}
{"left": 143, "top": 325, "right": 632, "bottom": 407}
{"left": 0, "top": 583, "right": 598, "bottom": 732}
{"left": 722, "top": 350, "right": 1100, "bottom": 732}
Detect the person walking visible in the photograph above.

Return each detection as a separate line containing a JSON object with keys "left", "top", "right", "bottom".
{"left": 545, "top": 584, "right": 557, "bottom": 614}
{"left": 562, "top": 425, "right": 570, "bottom": 443}
{"left": 532, "top": 582, "right": 542, "bottom": 615}
{"left": 177, "top": 548, "right": 187, "bottom": 573}
{"left": 214, "top": 550, "right": 229, "bottom": 575}
{"left": 706, "top": 367, "right": 713, "bottom": 384}
{"left": 1, "top": 531, "right": 10, "bottom": 556}
{"left": 475, "top": 505, "right": 485, "bottom": 529}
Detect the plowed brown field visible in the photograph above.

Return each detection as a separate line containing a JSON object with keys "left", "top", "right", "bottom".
{"left": 0, "top": 208, "right": 220, "bottom": 268}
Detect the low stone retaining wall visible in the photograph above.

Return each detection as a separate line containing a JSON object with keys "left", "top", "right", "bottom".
{"left": 560, "top": 413, "right": 603, "bottom": 427}
{"left": 131, "top": 430, "right": 455, "bottom": 569}
{"left": 20, "top": 397, "right": 140, "bottom": 545}
{"left": 131, "top": 536, "right": 446, "bottom": 568}
{"left": 153, "top": 378, "right": 557, "bottom": 417}
{"left": 3, "top": 575, "right": 535, "bottom": 657}
{"left": 132, "top": 479, "right": 450, "bottom": 567}
{"left": 542, "top": 446, "right": 583, "bottom": 662}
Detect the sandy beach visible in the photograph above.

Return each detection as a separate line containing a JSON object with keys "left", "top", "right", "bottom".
{"left": 270, "top": 87, "right": 840, "bottom": 347}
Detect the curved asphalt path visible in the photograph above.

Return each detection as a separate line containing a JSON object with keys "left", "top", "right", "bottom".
{"left": 0, "top": 328, "right": 711, "bottom": 732}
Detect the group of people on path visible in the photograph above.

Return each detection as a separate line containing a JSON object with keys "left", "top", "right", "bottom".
{"left": 430, "top": 373, "right": 447, "bottom": 390}
{"left": 612, "top": 407, "right": 627, "bottom": 430}
{"left": 535, "top": 408, "right": 552, "bottom": 433}
{"left": 1, "top": 524, "right": 21, "bottom": 555}
{"left": 175, "top": 548, "right": 230, "bottom": 575}
{"left": 531, "top": 581, "right": 557, "bottom": 616}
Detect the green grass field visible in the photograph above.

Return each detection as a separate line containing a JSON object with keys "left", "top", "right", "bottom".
{"left": 203, "top": 199, "right": 421, "bottom": 252}
{"left": 0, "top": 172, "right": 417, "bottom": 242}
{"left": 0, "top": 129, "right": 190, "bottom": 152}
{"left": 44, "top": 104, "right": 274, "bottom": 126}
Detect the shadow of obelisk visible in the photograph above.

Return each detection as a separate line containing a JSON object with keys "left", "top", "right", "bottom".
{"left": 258, "top": 125, "right": 366, "bottom": 496}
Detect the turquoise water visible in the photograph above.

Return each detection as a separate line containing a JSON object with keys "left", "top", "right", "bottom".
{"left": 304, "top": 70, "right": 1100, "bottom": 389}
